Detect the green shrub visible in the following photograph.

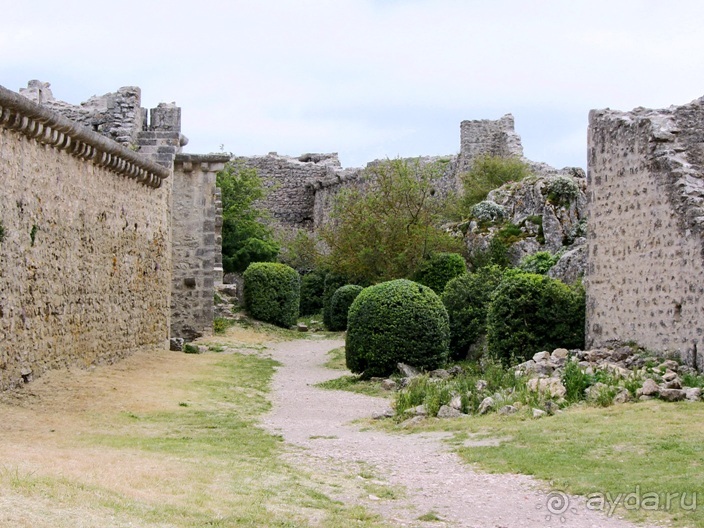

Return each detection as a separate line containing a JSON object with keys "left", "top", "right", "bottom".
{"left": 459, "top": 155, "right": 531, "bottom": 211}
{"left": 471, "top": 200, "right": 505, "bottom": 223}
{"left": 487, "top": 271, "right": 585, "bottom": 364}
{"left": 468, "top": 237, "right": 511, "bottom": 271}
{"left": 546, "top": 175, "right": 580, "bottom": 206}
{"left": 346, "top": 279, "right": 450, "bottom": 378}
{"left": 328, "top": 285, "right": 364, "bottom": 331}
{"left": 299, "top": 270, "right": 326, "bottom": 316}
{"left": 413, "top": 252, "right": 467, "bottom": 295}
{"left": 561, "top": 359, "right": 592, "bottom": 403}
{"left": 322, "top": 272, "right": 348, "bottom": 329}
{"left": 441, "top": 265, "right": 504, "bottom": 360}
{"left": 213, "top": 317, "right": 235, "bottom": 335}
{"left": 518, "top": 251, "right": 560, "bottom": 275}
{"left": 243, "top": 262, "right": 300, "bottom": 328}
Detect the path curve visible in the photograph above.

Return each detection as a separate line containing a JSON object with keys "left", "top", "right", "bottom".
{"left": 263, "top": 338, "right": 661, "bottom": 528}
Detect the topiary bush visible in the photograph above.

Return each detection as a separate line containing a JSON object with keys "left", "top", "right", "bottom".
{"left": 413, "top": 252, "right": 467, "bottom": 295}
{"left": 299, "top": 269, "right": 326, "bottom": 316}
{"left": 322, "top": 272, "right": 348, "bottom": 329}
{"left": 346, "top": 279, "right": 450, "bottom": 378}
{"left": 486, "top": 270, "right": 585, "bottom": 365}
{"left": 328, "top": 284, "right": 364, "bottom": 331}
{"left": 441, "top": 265, "right": 504, "bottom": 361}
{"left": 243, "top": 262, "right": 300, "bottom": 328}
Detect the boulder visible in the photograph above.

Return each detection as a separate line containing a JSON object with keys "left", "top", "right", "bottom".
{"left": 437, "top": 405, "right": 462, "bottom": 418}
{"left": 380, "top": 379, "right": 397, "bottom": 391}
{"left": 533, "top": 351, "right": 551, "bottom": 363}
{"left": 169, "top": 337, "right": 184, "bottom": 351}
{"left": 372, "top": 408, "right": 395, "bottom": 419}
{"left": 398, "top": 363, "right": 420, "bottom": 378}
{"left": 528, "top": 377, "right": 566, "bottom": 398}
{"left": 475, "top": 379, "right": 488, "bottom": 391}
{"left": 429, "top": 369, "right": 450, "bottom": 379}
{"left": 613, "top": 389, "right": 631, "bottom": 404}
{"left": 639, "top": 378, "right": 660, "bottom": 397}
{"left": 498, "top": 405, "right": 519, "bottom": 415}
{"left": 685, "top": 387, "right": 702, "bottom": 401}
{"left": 659, "top": 388, "right": 686, "bottom": 402}
{"left": 478, "top": 397, "right": 495, "bottom": 415}
{"left": 532, "top": 408, "right": 547, "bottom": 418}
{"left": 449, "top": 395, "right": 463, "bottom": 411}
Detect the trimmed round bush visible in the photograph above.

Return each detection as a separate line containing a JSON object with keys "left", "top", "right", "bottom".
{"left": 413, "top": 252, "right": 467, "bottom": 295}
{"left": 441, "top": 265, "right": 503, "bottom": 361}
{"left": 299, "top": 270, "right": 325, "bottom": 316}
{"left": 487, "top": 270, "right": 585, "bottom": 364}
{"left": 243, "top": 262, "right": 300, "bottom": 328}
{"left": 346, "top": 279, "right": 450, "bottom": 378}
{"left": 322, "top": 272, "right": 348, "bottom": 329}
{"left": 328, "top": 285, "right": 364, "bottom": 331}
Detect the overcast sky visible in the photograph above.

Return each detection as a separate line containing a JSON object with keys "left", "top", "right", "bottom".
{"left": 3, "top": 0, "right": 704, "bottom": 169}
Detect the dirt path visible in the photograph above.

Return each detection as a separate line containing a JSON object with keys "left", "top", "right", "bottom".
{"left": 263, "top": 338, "right": 661, "bottom": 528}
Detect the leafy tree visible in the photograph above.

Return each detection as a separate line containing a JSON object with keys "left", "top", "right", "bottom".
{"left": 217, "top": 161, "right": 279, "bottom": 273}
{"left": 321, "top": 158, "right": 463, "bottom": 284}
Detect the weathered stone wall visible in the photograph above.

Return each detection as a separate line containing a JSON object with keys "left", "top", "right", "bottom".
{"left": 586, "top": 97, "right": 704, "bottom": 368}
{"left": 171, "top": 154, "right": 229, "bottom": 341}
{"left": 0, "top": 85, "right": 172, "bottom": 390}
{"left": 234, "top": 153, "right": 342, "bottom": 229}
{"left": 457, "top": 113, "right": 524, "bottom": 174}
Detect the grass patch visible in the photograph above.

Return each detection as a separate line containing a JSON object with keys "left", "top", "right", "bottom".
{"left": 1, "top": 350, "right": 384, "bottom": 527}
{"left": 316, "top": 375, "right": 392, "bottom": 399}
{"left": 381, "top": 401, "right": 704, "bottom": 527}
{"left": 324, "top": 346, "right": 347, "bottom": 370}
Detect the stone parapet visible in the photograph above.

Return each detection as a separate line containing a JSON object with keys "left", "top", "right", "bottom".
{"left": 0, "top": 84, "right": 169, "bottom": 188}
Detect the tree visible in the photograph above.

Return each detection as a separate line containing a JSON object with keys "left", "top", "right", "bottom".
{"left": 217, "top": 161, "right": 279, "bottom": 273}
{"left": 321, "top": 158, "right": 463, "bottom": 284}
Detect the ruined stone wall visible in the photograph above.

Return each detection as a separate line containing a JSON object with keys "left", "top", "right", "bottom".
{"left": 171, "top": 154, "right": 229, "bottom": 341}
{"left": 19, "top": 80, "right": 145, "bottom": 146}
{"left": 457, "top": 113, "right": 524, "bottom": 174}
{"left": 234, "top": 153, "right": 342, "bottom": 229}
{"left": 0, "top": 85, "right": 172, "bottom": 390}
{"left": 586, "top": 97, "right": 704, "bottom": 368}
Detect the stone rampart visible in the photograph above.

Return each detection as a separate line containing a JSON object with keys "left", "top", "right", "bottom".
{"left": 586, "top": 97, "right": 704, "bottom": 368}
{"left": 0, "top": 84, "right": 172, "bottom": 390}
{"left": 171, "top": 154, "right": 229, "bottom": 340}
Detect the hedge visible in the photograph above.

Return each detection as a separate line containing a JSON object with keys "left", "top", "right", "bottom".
{"left": 328, "top": 284, "right": 364, "bottom": 331}
{"left": 413, "top": 252, "right": 467, "bottom": 295}
{"left": 346, "top": 279, "right": 450, "bottom": 377}
{"left": 243, "top": 262, "right": 300, "bottom": 328}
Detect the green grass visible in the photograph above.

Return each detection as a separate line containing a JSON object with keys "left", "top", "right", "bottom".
{"left": 379, "top": 401, "right": 704, "bottom": 527}
{"left": 316, "top": 375, "right": 392, "bottom": 399}
{"left": 5, "top": 352, "right": 386, "bottom": 527}
{"left": 324, "top": 346, "right": 347, "bottom": 370}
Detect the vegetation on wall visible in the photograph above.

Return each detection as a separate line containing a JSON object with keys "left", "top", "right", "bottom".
{"left": 217, "top": 161, "right": 279, "bottom": 273}
{"left": 458, "top": 155, "right": 531, "bottom": 213}
{"left": 321, "top": 157, "right": 463, "bottom": 285}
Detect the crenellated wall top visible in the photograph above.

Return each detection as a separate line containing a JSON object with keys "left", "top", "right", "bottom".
{"left": 0, "top": 84, "right": 170, "bottom": 188}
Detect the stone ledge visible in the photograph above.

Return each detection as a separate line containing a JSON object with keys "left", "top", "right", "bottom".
{"left": 0, "top": 84, "right": 170, "bottom": 188}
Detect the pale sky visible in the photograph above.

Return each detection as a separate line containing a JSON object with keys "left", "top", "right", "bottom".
{"left": 2, "top": 0, "right": 704, "bottom": 169}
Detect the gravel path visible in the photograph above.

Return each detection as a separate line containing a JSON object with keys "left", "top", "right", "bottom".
{"left": 263, "top": 338, "right": 661, "bottom": 528}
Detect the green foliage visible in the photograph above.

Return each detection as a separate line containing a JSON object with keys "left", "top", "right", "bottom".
{"left": 470, "top": 200, "right": 505, "bottom": 223}
{"left": 459, "top": 155, "right": 531, "bottom": 211}
{"left": 328, "top": 284, "right": 364, "bottom": 331}
{"left": 276, "top": 228, "right": 325, "bottom": 273}
{"left": 322, "top": 272, "right": 349, "bottom": 329}
{"left": 30, "top": 224, "right": 38, "bottom": 246}
{"left": 243, "top": 262, "right": 300, "bottom": 328}
{"left": 346, "top": 279, "right": 450, "bottom": 378}
{"left": 468, "top": 237, "right": 511, "bottom": 271}
{"left": 441, "top": 266, "right": 504, "bottom": 360}
{"left": 299, "top": 270, "right": 326, "bottom": 316}
{"left": 561, "top": 359, "right": 592, "bottom": 403}
{"left": 495, "top": 222, "right": 524, "bottom": 245}
{"left": 518, "top": 251, "right": 560, "bottom": 275}
{"left": 546, "top": 175, "right": 580, "bottom": 206}
{"left": 0, "top": 221, "right": 4, "bottom": 243}
{"left": 218, "top": 161, "right": 279, "bottom": 273}
{"left": 183, "top": 343, "right": 200, "bottom": 354}
{"left": 487, "top": 271, "right": 585, "bottom": 364}
{"left": 321, "top": 157, "right": 463, "bottom": 284}
{"left": 413, "top": 252, "right": 467, "bottom": 295}
{"left": 213, "top": 317, "right": 236, "bottom": 335}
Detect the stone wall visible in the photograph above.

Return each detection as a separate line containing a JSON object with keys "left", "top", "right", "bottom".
{"left": 586, "top": 97, "right": 704, "bottom": 368}
{"left": 171, "top": 154, "right": 229, "bottom": 341}
{"left": 233, "top": 153, "right": 343, "bottom": 229}
{"left": 457, "top": 113, "right": 524, "bottom": 174}
{"left": 0, "top": 84, "right": 172, "bottom": 390}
